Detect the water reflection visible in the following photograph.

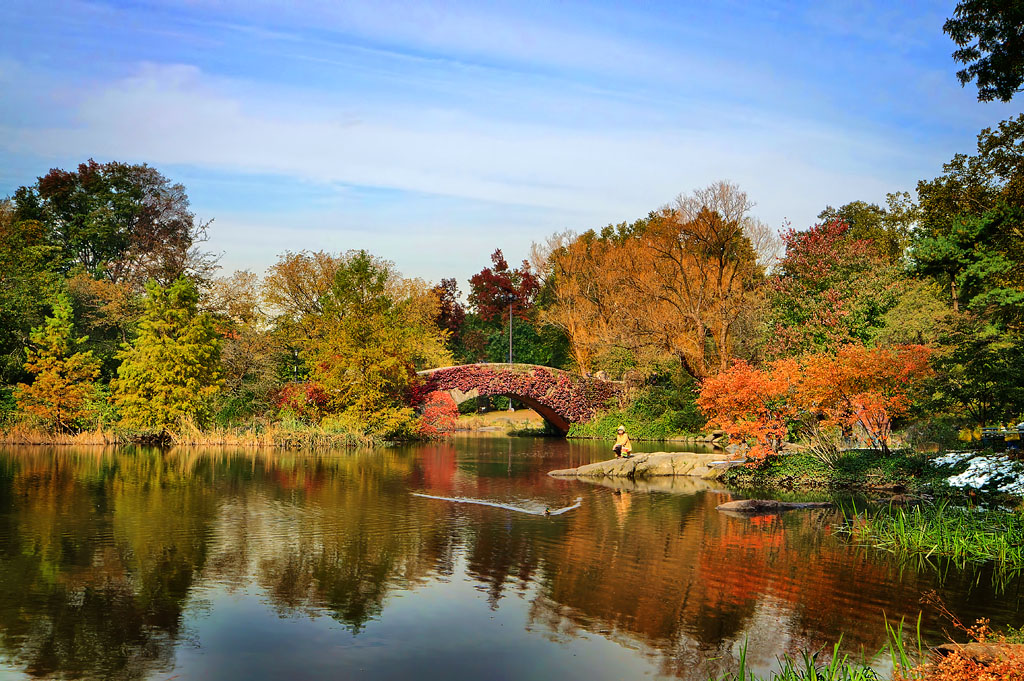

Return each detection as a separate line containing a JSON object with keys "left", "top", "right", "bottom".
{"left": 0, "top": 442, "right": 1019, "bottom": 680}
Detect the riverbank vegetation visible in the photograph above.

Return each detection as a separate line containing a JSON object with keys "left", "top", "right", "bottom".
{"left": 719, "top": 448, "right": 941, "bottom": 494}
{"left": 2, "top": 13, "right": 1023, "bottom": 454}
{"left": 840, "top": 503, "right": 1024, "bottom": 572}
{"left": 713, "top": 612, "right": 1024, "bottom": 681}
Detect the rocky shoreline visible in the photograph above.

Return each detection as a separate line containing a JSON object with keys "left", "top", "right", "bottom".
{"left": 547, "top": 452, "right": 744, "bottom": 480}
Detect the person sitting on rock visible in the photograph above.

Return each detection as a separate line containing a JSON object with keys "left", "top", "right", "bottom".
{"left": 613, "top": 425, "right": 633, "bottom": 458}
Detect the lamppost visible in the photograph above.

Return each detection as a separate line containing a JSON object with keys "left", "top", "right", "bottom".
{"left": 507, "top": 294, "right": 514, "bottom": 411}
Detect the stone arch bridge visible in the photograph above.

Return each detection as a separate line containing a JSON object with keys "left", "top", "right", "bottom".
{"left": 416, "top": 363, "right": 622, "bottom": 435}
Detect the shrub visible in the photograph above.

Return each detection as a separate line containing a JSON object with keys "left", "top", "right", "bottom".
{"left": 417, "top": 391, "right": 459, "bottom": 439}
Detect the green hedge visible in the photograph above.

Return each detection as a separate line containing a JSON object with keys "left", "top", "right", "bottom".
{"left": 568, "top": 383, "right": 704, "bottom": 440}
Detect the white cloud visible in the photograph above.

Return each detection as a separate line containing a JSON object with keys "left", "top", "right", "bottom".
{"left": 4, "top": 62, "right": 923, "bottom": 230}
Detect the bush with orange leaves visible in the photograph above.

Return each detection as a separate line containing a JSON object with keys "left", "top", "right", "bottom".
{"left": 698, "top": 344, "right": 933, "bottom": 461}
{"left": 798, "top": 344, "right": 933, "bottom": 455}
{"left": 696, "top": 358, "right": 800, "bottom": 462}
{"left": 895, "top": 618, "right": 1024, "bottom": 681}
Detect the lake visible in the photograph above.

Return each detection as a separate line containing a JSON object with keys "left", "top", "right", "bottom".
{"left": 0, "top": 437, "right": 1019, "bottom": 680}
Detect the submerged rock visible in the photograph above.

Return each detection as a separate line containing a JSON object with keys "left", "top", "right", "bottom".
{"left": 548, "top": 452, "right": 734, "bottom": 480}
{"left": 715, "top": 499, "right": 833, "bottom": 514}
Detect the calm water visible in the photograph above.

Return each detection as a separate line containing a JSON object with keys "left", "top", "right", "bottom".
{"left": 0, "top": 437, "right": 1020, "bottom": 680}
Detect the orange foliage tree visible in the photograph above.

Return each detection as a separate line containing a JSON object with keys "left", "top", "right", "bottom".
{"left": 798, "top": 344, "right": 932, "bottom": 455}
{"left": 15, "top": 295, "right": 101, "bottom": 432}
{"left": 698, "top": 344, "right": 933, "bottom": 459}
{"left": 544, "top": 182, "right": 775, "bottom": 377}
{"left": 695, "top": 358, "right": 799, "bottom": 461}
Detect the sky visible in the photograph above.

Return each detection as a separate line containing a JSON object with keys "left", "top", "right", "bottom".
{"left": 0, "top": 0, "right": 1017, "bottom": 284}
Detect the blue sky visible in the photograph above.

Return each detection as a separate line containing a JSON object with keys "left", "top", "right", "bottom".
{"left": 0, "top": 1, "right": 1016, "bottom": 283}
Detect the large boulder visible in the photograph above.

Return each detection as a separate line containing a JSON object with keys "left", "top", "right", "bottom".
{"left": 548, "top": 452, "right": 738, "bottom": 480}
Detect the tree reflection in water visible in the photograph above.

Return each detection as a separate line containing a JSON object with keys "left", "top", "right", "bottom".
{"left": 0, "top": 442, "right": 1019, "bottom": 681}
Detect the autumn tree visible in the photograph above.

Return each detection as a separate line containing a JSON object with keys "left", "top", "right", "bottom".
{"left": 12, "top": 160, "right": 214, "bottom": 287}
{"left": 206, "top": 270, "right": 287, "bottom": 422}
{"left": 417, "top": 391, "right": 460, "bottom": 439}
{"left": 543, "top": 229, "right": 631, "bottom": 372}
{"left": 544, "top": 182, "right": 770, "bottom": 379}
{"left": 468, "top": 249, "right": 540, "bottom": 324}
{"left": 262, "top": 250, "right": 344, "bottom": 335}
{"left": 700, "top": 344, "right": 933, "bottom": 459}
{"left": 797, "top": 345, "right": 933, "bottom": 455}
{"left": 307, "top": 251, "right": 451, "bottom": 435}
{"left": 696, "top": 358, "right": 800, "bottom": 461}
{"left": 634, "top": 183, "right": 767, "bottom": 377}
{"left": 431, "top": 278, "right": 466, "bottom": 342}
{"left": 816, "top": 197, "right": 915, "bottom": 262}
{"left": 111, "top": 277, "right": 222, "bottom": 433}
{"left": 766, "top": 218, "right": 903, "bottom": 358}
{"left": 462, "top": 249, "right": 547, "bottom": 367}
{"left": 14, "top": 295, "right": 101, "bottom": 432}
{"left": 0, "top": 201, "right": 62, "bottom": 384}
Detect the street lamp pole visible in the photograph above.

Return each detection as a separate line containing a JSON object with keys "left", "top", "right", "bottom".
{"left": 508, "top": 299, "right": 514, "bottom": 412}
{"left": 508, "top": 300, "right": 513, "bottom": 364}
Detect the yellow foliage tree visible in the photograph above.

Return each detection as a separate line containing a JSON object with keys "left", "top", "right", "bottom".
{"left": 15, "top": 295, "right": 101, "bottom": 432}
{"left": 306, "top": 250, "right": 451, "bottom": 435}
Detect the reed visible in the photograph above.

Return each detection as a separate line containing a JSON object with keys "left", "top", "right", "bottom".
{"left": 839, "top": 502, "right": 1024, "bottom": 570}
{"left": 0, "top": 423, "right": 124, "bottom": 445}
{"left": 168, "top": 417, "right": 377, "bottom": 449}
{"left": 1, "top": 417, "right": 377, "bottom": 449}
{"left": 711, "top": 617, "right": 925, "bottom": 681}
{"left": 711, "top": 639, "right": 885, "bottom": 680}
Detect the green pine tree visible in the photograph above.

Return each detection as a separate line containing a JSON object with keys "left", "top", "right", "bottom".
{"left": 111, "top": 277, "right": 222, "bottom": 433}
{"left": 15, "top": 295, "right": 101, "bottom": 433}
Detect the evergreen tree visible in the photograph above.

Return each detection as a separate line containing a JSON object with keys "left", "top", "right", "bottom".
{"left": 15, "top": 295, "right": 101, "bottom": 432}
{"left": 111, "top": 277, "right": 222, "bottom": 432}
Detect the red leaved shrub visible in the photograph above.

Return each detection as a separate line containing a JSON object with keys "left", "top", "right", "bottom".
{"left": 417, "top": 391, "right": 459, "bottom": 439}
{"left": 275, "top": 382, "right": 329, "bottom": 423}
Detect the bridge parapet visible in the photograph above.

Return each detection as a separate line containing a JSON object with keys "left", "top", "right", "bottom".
{"left": 417, "top": 363, "right": 621, "bottom": 434}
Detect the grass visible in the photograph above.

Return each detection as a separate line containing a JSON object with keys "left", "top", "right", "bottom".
{"left": 719, "top": 449, "right": 947, "bottom": 493}
{"left": 567, "top": 408, "right": 701, "bottom": 440}
{"left": 454, "top": 409, "right": 547, "bottom": 434}
{"left": 0, "top": 423, "right": 123, "bottom": 445}
{"left": 838, "top": 501, "right": 1024, "bottom": 570}
{"left": 709, "top": 618, "right": 930, "bottom": 681}
{"left": 1, "top": 417, "right": 377, "bottom": 448}
{"left": 168, "top": 417, "right": 377, "bottom": 448}
{"left": 710, "top": 640, "right": 884, "bottom": 680}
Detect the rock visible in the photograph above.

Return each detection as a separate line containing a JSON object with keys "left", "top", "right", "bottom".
{"left": 715, "top": 499, "right": 833, "bottom": 515}
{"left": 548, "top": 452, "right": 730, "bottom": 480}
{"left": 933, "top": 643, "right": 1024, "bottom": 665}
{"left": 571, "top": 476, "right": 730, "bottom": 495}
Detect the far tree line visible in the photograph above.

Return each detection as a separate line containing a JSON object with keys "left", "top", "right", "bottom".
{"left": 1, "top": 115, "right": 1022, "bottom": 446}
{"left": 3, "top": 0, "right": 1024, "bottom": 445}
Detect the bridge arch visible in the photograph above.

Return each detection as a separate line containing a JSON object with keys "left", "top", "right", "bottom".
{"left": 416, "top": 363, "right": 621, "bottom": 435}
